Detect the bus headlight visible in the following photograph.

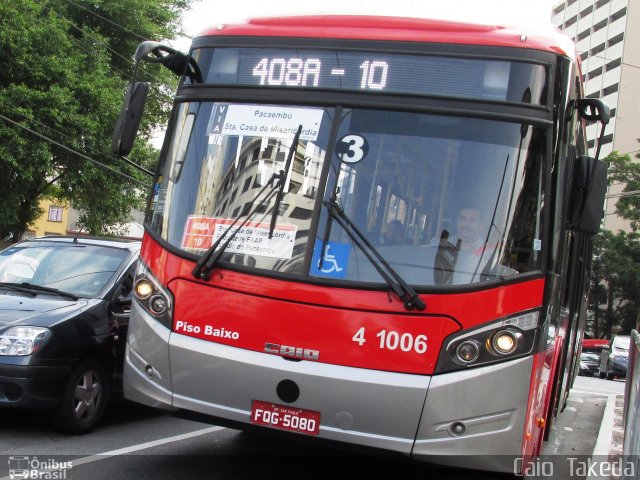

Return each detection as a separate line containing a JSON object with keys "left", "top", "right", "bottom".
{"left": 133, "top": 260, "right": 173, "bottom": 328}
{"left": 491, "top": 330, "right": 520, "bottom": 355}
{"left": 134, "top": 279, "right": 154, "bottom": 300}
{"left": 456, "top": 340, "right": 481, "bottom": 364}
{"left": 149, "top": 295, "right": 169, "bottom": 315}
{"left": 436, "top": 310, "right": 539, "bottom": 374}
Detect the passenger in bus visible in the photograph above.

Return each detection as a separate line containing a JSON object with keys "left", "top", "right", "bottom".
{"left": 383, "top": 219, "right": 405, "bottom": 245}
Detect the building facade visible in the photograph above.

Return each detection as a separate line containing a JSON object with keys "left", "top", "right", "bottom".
{"left": 23, "top": 199, "right": 70, "bottom": 239}
{"left": 22, "top": 202, "right": 144, "bottom": 241}
{"left": 552, "top": 0, "right": 640, "bottom": 232}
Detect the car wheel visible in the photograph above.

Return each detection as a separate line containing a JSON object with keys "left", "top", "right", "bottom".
{"left": 606, "top": 363, "right": 614, "bottom": 380}
{"left": 51, "top": 358, "right": 109, "bottom": 434}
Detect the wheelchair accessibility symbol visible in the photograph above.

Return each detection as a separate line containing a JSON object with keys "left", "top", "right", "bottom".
{"left": 311, "top": 240, "right": 349, "bottom": 278}
{"left": 319, "top": 245, "right": 343, "bottom": 273}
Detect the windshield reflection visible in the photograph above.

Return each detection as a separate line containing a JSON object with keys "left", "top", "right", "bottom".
{"left": 149, "top": 102, "right": 546, "bottom": 287}
{"left": 0, "top": 243, "right": 128, "bottom": 297}
{"left": 312, "top": 109, "right": 545, "bottom": 286}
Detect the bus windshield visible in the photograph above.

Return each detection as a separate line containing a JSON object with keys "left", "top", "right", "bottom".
{"left": 148, "top": 101, "right": 545, "bottom": 287}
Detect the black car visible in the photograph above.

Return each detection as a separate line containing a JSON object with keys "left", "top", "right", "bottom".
{"left": 0, "top": 236, "right": 140, "bottom": 433}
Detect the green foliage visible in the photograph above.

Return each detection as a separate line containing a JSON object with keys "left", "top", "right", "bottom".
{"left": 588, "top": 147, "right": 640, "bottom": 336}
{"left": 589, "top": 230, "right": 640, "bottom": 336}
{"left": 607, "top": 147, "right": 640, "bottom": 231}
{"left": 0, "top": 0, "right": 190, "bottom": 238}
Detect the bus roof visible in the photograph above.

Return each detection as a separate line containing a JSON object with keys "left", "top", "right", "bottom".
{"left": 197, "top": 15, "right": 576, "bottom": 59}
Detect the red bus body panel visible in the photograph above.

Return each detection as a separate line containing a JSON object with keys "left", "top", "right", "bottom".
{"left": 144, "top": 234, "right": 544, "bottom": 375}
{"left": 522, "top": 351, "right": 548, "bottom": 463}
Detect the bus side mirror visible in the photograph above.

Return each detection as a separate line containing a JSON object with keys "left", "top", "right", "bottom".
{"left": 111, "top": 82, "right": 150, "bottom": 156}
{"left": 568, "top": 156, "right": 608, "bottom": 235}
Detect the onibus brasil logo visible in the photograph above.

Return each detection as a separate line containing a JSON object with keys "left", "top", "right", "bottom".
{"left": 8, "top": 456, "right": 73, "bottom": 479}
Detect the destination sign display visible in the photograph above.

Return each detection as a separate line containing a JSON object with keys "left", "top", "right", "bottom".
{"left": 194, "top": 47, "right": 546, "bottom": 104}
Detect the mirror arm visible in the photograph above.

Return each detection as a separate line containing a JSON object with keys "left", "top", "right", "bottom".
{"left": 130, "top": 41, "right": 200, "bottom": 81}
{"left": 593, "top": 122, "right": 606, "bottom": 163}
{"left": 117, "top": 154, "right": 155, "bottom": 177}
{"left": 576, "top": 98, "right": 610, "bottom": 162}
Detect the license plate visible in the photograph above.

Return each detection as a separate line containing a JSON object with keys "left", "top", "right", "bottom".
{"left": 251, "top": 400, "right": 321, "bottom": 435}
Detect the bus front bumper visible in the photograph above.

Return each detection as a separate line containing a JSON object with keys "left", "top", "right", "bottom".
{"left": 124, "top": 303, "right": 532, "bottom": 473}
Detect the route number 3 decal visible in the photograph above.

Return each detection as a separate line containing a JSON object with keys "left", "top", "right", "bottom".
{"left": 336, "top": 134, "right": 368, "bottom": 164}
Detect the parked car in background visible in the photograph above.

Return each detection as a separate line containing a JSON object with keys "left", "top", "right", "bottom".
{"left": 581, "top": 338, "right": 609, "bottom": 355}
{"left": 579, "top": 338, "right": 608, "bottom": 376}
{"left": 599, "top": 335, "right": 631, "bottom": 380}
{"left": 579, "top": 351, "right": 600, "bottom": 376}
{"left": 0, "top": 236, "right": 140, "bottom": 433}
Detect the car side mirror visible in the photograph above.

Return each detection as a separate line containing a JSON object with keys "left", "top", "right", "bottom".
{"left": 114, "top": 291, "right": 132, "bottom": 307}
{"left": 568, "top": 156, "right": 608, "bottom": 236}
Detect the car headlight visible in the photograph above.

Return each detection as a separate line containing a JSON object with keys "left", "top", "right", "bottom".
{"left": 0, "top": 326, "right": 52, "bottom": 356}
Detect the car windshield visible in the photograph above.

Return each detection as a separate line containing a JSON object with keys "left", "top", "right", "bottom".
{"left": 614, "top": 337, "right": 630, "bottom": 351}
{"left": 0, "top": 241, "right": 129, "bottom": 297}
{"left": 148, "top": 101, "right": 545, "bottom": 287}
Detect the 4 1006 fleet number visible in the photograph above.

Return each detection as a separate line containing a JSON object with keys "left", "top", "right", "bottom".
{"left": 352, "top": 327, "right": 427, "bottom": 354}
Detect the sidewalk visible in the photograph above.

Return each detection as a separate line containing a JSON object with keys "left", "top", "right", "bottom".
{"left": 541, "top": 379, "right": 627, "bottom": 480}
{"left": 589, "top": 393, "right": 625, "bottom": 480}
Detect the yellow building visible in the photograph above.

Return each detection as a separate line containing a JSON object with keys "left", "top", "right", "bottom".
{"left": 23, "top": 199, "right": 70, "bottom": 239}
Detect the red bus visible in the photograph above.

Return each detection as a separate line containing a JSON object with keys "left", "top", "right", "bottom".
{"left": 112, "top": 15, "right": 610, "bottom": 474}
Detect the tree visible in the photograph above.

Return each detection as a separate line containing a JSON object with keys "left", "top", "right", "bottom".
{"left": 607, "top": 147, "right": 640, "bottom": 231}
{"left": 0, "top": 0, "right": 190, "bottom": 238}
{"left": 587, "top": 148, "right": 640, "bottom": 336}
{"left": 589, "top": 230, "right": 640, "bottom": 337}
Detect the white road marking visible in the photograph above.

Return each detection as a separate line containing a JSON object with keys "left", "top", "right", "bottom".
{"left": 0, "top": 426, "right": 225, "bottom": 480}
{"left": 77, "top": 426, "right": 225, "bottom": 461}
{"left": 573, "top": 386, "right": 623, "bottom": 395}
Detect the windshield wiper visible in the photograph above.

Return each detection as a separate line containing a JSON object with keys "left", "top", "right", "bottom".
{"left": 0, "top": 282, "right": 37, "bottom": 297}
{"left": 192, "top": 171, "right": 284, "bottom": 280}
{"left": 322, "top": 200, "right": 425, "bottom": 311}
{"left": 193, "top": 126, "right": 303, "bottom": 281}
{"left": 268, "top": 125, "right": 302, "bottom": 238}
{"left": 0, "top": 282, "right": 79, "bottom": 300}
